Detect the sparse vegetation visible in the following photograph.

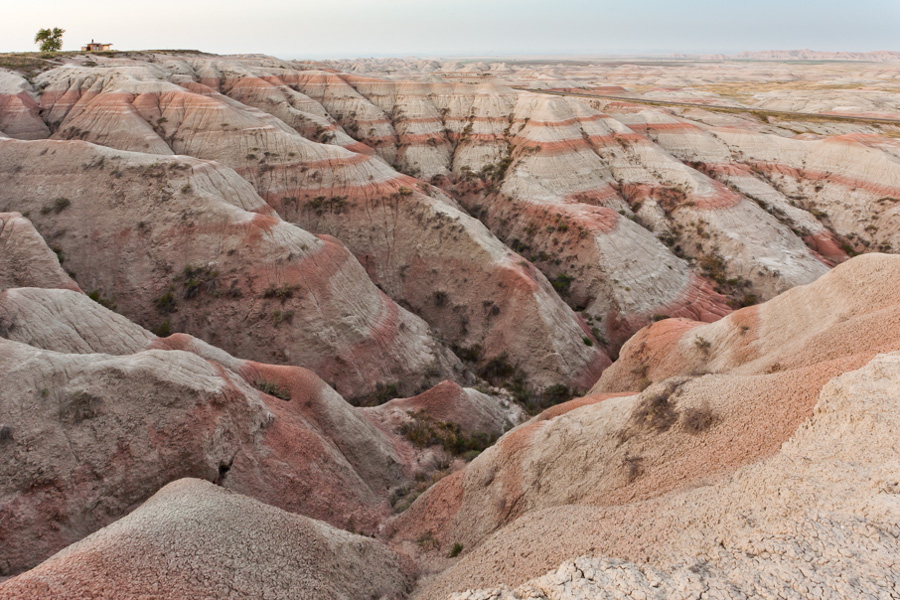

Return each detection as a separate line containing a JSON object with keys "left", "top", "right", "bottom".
{"left": 682, "top": 406, "right": 716, "bottom": 433}
{"left": 632, "top": 387, "right": 679, "bottom": 432}
{"left": 253, "top": 379, "right": 291, "bottom": 401}
{"left": 433, "top": 290, "right": 448, "bottom": 307}
{"left": 153, "top": 290, "right": 177, "bottom": 314}
{"left": 361, "top": 381, "right": 399, "bottom": 406}
{"left": 416, "top": 531, "right": 439, "bottom": 551}
{"left": 40, "top": 197, "right": 71, "bottom": 215}
{"left": 399, "top": 411, "right": 498, "bottom": 456}
{"left": 87, "top": 290, "right": 116, "bottom": 310}
{"left": 623, "top": 454, "right": 644, "bottom": 482}
{"left": 151, "top": 320, "right": 172, "bottom": 337}
{"left": 270, "top": 309, "right": 295, "bottom": 326}
{"left": 448, "top": 542, "right": 463, "bottom": 558}
{"left": 263, "top": 283, "right": 300, "bottom": 303}
{"left": 694, "top": 336, "right": 712, "bottom": 353}
{"left": 307, "top": 195, "right": 348, "bottom": 216}
{"left": 180, "top": 265, "right": 219, "bottom": 300}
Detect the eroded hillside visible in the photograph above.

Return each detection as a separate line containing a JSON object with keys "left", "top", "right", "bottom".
{"left": 2, "top": 51, "right": 900, "bottom": 599}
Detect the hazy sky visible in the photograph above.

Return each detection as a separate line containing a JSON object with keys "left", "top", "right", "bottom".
{"left": 4, "top": 0, "right": 898, "bottom": 58}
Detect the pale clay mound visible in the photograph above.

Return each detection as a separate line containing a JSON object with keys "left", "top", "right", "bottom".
{"left": 450, "top": 350, "right": 900, "bottom": 599}
{"left": 0, "top": 137, "right": 464, "bottom": 401}
{"left": 4, "top": 53, "right": 899, "bottom": 365}
{"left": 397, "top": 254, "right": 900, "bottom": 599}
{"left": 0, "top": 478, "right": 413, "bottom": 600}
{"left": 0, "top": 213, "right": 79, "bottom": 292}
{"left": 0, "top": 217, "right": 519, "bottom": 576}
{"left": 1, "top": 53, "right": 900, "bottom": 599}
{"left": 23, "top": 60, "right": 608, "bottom": 393}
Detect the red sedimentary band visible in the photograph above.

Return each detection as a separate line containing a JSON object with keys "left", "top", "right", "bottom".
{"left": 395, "top": 133, "right": 454, "bottom": 145}
{"left": 178, "top": 81, "right": 219, "bottom": 95}
{"left": 352, "top": 118, "right": 393, "bottom": 126}
{"left": 358, "top": 134, "right": 399, "bottom": 146}
{"left": 395, "top": 116, "right": 443, "bottom": 125}
{"left": 693, "top": 179, "right": 745, "bottom": 210}
{"left": 10, "top": 91, "right": 41, "bottom": 112}
{"left": 571, "top": 352, "right": 613, "bottom": 390}
{"left": 510, "top": 199, "right": 620, "bottom": 235}
{"left": 518, "top": 113, "right": 608, "bottom": 128}
{"left": 445, "top": 115, "right": 513, "bottom": 124}
{"left": 695, "top": 162, "right": 756, "bottom": 177}
{"left": 601, "top": 102, "right": 645, "bottom": 113}
{"left": 751, "top": 162, "right": 900, "bottom": 199}
{"left": 654, "top": 273, "right": 732, "bottom": 323}
{"left": 509, "top": 131, "right": 646, "bottom": 156}
{"left": 584, "top": 132, "right": 648, "bottom": 147}
{"left": 803, "top": 231, "right": 848, "bottom": 265}
{"left": 535, "top": 391, "right": 632, "bottom": 421}
{"left": 39, "top": 88, "right": 83, "bottom": 110}
{"left": 341, "top": 141, "right": 376, "bottom": 155}
{"left": 508, "top": 135, "right": 592, "bottom": 155}
{"left": 262, "top": 174, "right": 423, "bottom": 205}
{"left": 618, "top": 179, "right": 742, "bottom": 211}
{"left": 148, "top": 213, "right": 284, "bottom": 251}
{"left": 562, "top": 187, "right": 620, "bottom": 205}
{"left": 834, "top": 133, "right": 899, "bottom": 144}
{"left": 628, "top": 121, "right": 702, "bottom": 132}
{"left": 277, "top": 151, "right": 373, "bottom": 171}
{"left": 250, "top": 212, "right": 280, "bottom": 232}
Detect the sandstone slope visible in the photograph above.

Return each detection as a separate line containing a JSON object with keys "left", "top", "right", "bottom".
{"left": 450, "top": 349, "right": 900, "bottom": 599}
{"left": 393, "top": 253, "right": 900, "bottom": 598}
{"left": 0, "top": 478, "right": 412, "bottom": 600}
{"left": 28, "top": 57, "right": 609, "bottom": 395}
{"left": 0, "top": 137, "right": 461, "bottom": 400}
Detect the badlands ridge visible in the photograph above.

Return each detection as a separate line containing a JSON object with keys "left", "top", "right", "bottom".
{"left": 1, "top": 51, "right": 900, "bottom": 598}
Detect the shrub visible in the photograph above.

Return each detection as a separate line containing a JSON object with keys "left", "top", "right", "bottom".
{"left": 153, "top": 291, "right": 177, "bottom": 314}
{"left": 478, "top": 353, "right": 516, "bottom": 383}
{"left": 307, "top": 195, "right": 348, "bottom": 216}
{"left": 694, "top": 336, "right": 712, "bottom": 353}
{"left": 450, "top": 344, "right": 483, "bottom": 363}
{"left": 698, "top": 253, "right": 727, "bottom": 285}
{"left": 448, "top": 543, "right": 463, "bottom": 558}
{"left": 541, "top": 384, "right": 572, "bottom": 407}
{"left": 87, "top": 290, "right": 116, "bottom": 310}
{"left": 263, "top": 283, "right": 300, "bottom": 303}
{"left": 151, "top": 320, "right": 172, "bottom": 337}
{"left": 182, "top": 265, "right": 219, "bottom": 299}
{"left": 367, "top": 382, "right": 399, "bottom": 405}
{"left": 623, "top": 454, "right": 644, "bottom": 482}
{"left": 399, "top": 412, "right": 498, "bottom": 456}
{"left": 632, "top": 388, "right": 678, "bottom": 432}
{"left": 271, "top": 309, "right": 295, "bottom": 326}
{"left": 253, "top": 379, "right": 291, "bottom": 401}
{"left": 550, "top": 273, "right": 574, "bottom": 295}
{"left": 682, "top": 406, "right": 716, "bottom": 434}
{"left": 40, "top": 197, "right": 70, "bottom": 215}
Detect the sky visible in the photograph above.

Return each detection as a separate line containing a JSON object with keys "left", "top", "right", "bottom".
{"left": 3, "top": 0, "right": 899, "bottom": 59}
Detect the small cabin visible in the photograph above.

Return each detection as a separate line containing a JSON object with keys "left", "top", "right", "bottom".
{"left": 82, "top": 40, "right": 112, "bottom": 52}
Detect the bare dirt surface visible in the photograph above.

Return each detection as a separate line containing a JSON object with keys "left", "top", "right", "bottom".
{"left": 2, "top": 51, "right": 900, "bottom": 599}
